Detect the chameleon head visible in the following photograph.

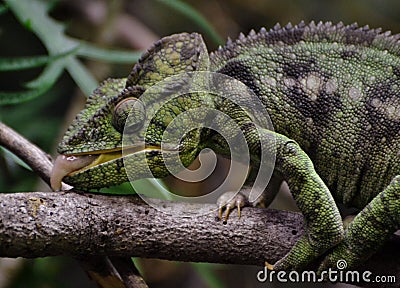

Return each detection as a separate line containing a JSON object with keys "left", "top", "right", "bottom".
{"left": 51, "top": 32, "right": 211, "bottom": 191}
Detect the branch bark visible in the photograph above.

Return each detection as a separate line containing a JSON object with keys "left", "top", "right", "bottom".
{"left": 0, "top": 191, "right": 301, "bottom": 263}
{"left": 0, "top": 191, "right": 399, "bottom": 287}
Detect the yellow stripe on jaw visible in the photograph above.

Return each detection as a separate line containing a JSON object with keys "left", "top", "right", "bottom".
{"left": 50, "top": 145, "right": 170, "bottom": 191}
{"left": 68, "top": 145, "right": 165, "bottom": 175}
{"left": 73, "top": 150, "right": 122, "bottom": 174}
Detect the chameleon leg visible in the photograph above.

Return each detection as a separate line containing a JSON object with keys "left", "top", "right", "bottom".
{"left": 214, "top": 125, "right": 343, "bottom": 269}
{"left": 253, "top": 129, "right": 343, "bottom": 270}
{"left": 318, "top": 175, "right": 400, "bottom": 271}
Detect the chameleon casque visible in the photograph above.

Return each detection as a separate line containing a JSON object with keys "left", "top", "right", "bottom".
{"left": 51, "top": 21, "right": 400, "bottom": 271}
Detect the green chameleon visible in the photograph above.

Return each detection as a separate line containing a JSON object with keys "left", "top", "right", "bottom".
{"left": 51, "top": 21, "right": 400, "bottom": 271}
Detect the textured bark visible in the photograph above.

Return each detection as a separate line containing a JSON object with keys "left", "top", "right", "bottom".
{"left": 0, "top": 191, "right": 399, "bottom": 270}
{"left": 0, "top": 191, "right": 302, "bottom": 265}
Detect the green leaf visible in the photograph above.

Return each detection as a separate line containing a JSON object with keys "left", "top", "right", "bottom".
{"left": 24, "top": 60, "right": 66, "bottom": 89}
{"left": 156, "top": 0, "right": 223, "bottom": 45}
{"left": 0, "top": 84, "right": 51, "bottom": 105}
{"left": 131, "top": 178, "right": 173, "bottom": 200}
{"left": 192, "top": 263, "right": 225, "bottom": 288}
{"left": 6, "top": 0, "right": 70, "bottom": 55}
{"left": 0, "top": 55, "right": 51, "bottom": 71}
{"left": 23, "top": 18, "right": 32, "bottom": 31}
{"left": 77, "top": 41, "right": 142, "bottom": 63}
{"left": 0, "top": 59, "right": 66, "bottom": 105}
{"left": 1, "top": 147, "right": 32, "bottom": 171}
{"left": 5, "top": 0, "right": 142, "bottom": 100}
{"left": 0, "top": 46, "right": 78, "bottom": 71}
{"left": 65, "top": 57, "right": 98, "bottom": 96}
{"left": 0, "top": 4, "right": 9, "bottom": 15}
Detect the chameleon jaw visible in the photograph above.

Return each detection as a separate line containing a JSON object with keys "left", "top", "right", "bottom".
{"left": 50, "top": 146, "right": 162, "bottom": 191}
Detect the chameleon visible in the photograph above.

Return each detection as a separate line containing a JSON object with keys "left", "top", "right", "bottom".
{"left": 51, "top": 21, "right": 400, "bottom": 271}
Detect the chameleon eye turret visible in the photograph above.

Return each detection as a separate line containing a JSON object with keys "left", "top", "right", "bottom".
{"left": 112, "top": 97, "right": 146, "bottom": 134}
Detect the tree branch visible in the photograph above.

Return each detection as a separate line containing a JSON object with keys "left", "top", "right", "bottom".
{"left": 0, "top": 191, "right": 301, "bottom": 263}
{"left": 0, "top": 191, "right": 399, "bottom": 287}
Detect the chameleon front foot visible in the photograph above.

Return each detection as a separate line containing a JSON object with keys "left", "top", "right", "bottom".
{"left": 216, "top": 191, "right": 248, "bottom": 222}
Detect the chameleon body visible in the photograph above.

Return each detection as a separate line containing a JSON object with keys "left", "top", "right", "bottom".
{"left": 51, "top": 22, "right": 400, "bottom": 271}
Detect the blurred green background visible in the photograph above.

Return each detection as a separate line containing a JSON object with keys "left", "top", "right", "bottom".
{"left": 1, "top": 0, "right": 400, "bottom": 287}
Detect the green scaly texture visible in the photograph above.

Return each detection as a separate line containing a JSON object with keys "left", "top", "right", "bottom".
{"left": 54, "top": 22, "right": 400, "bottom": 271}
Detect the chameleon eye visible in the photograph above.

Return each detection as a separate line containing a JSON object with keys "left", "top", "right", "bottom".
{"left": 112, "top": 97, "right": 146, "bottom": 134}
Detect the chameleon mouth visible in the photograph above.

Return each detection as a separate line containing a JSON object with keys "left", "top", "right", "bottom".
{"left": 50, "top": 145, "right": 162, "bottom": 191}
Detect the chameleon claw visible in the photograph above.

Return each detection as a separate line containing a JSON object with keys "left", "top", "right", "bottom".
{"left": 224, "top": 205, "right": 232, "bottom": 222}
{"left": 218, "top": 207, "right": 223, "bottom": 220}
{"left": 216, "top": 191, "right": 248, "bottom": 222}
{"left": 236, "top": 197, "right": 245, "bottom": 218}
{"left": 265, "top": 261, "right": 274, "bottom": 270}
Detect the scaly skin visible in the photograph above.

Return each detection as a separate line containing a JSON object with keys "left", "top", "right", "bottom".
{"left": 52, "top": 22, "right": 400, "bottom": 271}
